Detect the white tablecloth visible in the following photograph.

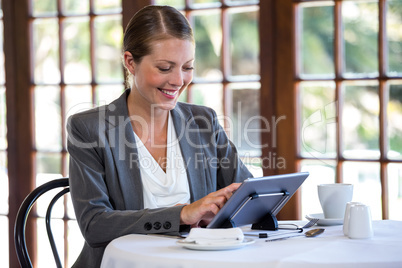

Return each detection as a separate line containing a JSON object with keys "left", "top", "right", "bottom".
{"left": 101, "top": 220, "right": 402, "bottom": 268}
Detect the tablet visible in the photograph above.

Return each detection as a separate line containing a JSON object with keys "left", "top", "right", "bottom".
{"left": 207, "top": 172, "right": 309, "bottom": 229}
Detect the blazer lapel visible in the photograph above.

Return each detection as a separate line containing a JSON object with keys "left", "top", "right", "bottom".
{"left": 106, "top": 90, "right": 144, "bottom": 210}
{"left": 171, "top": 104, "right": 208, "bottom": 202}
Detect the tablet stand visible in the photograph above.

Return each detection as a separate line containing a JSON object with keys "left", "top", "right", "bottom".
{"left": 251, "top": 212, "right": 278, "bottom": 231}
{"left": 221, "top": 191, "right": 290, "bottom": 231}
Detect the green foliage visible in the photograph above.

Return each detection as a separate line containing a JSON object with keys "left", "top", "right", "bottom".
{"left": 388, "top": 1, "right": 402, "bottom": 74}
{"left": 389, "top": 84, "right": 402, "bottom": 153}
{"left": 154, "top": 0, "right": 184, "bottom": 8}
{"left": 32, "top": 0, "right": 57, "bottom": 15}
{"left": 230, "top": 11, "right": 259, "bottom": 76}
{"left": 302, "top": 6, "right": 334, "bottom": 75}
{"left": 343, "top": 2, "right": 379, "bottom": 75}
{"left": 194, "top": 12, "right": 221, "bottom": 78}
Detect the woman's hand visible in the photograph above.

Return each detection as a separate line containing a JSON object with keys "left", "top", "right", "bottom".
{"left": 179, "top": 183, "right": 241, "bottom": 227}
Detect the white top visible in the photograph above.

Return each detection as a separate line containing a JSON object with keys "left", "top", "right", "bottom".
{"left": 134, "top": 112, "right": 190, "bottom": 209}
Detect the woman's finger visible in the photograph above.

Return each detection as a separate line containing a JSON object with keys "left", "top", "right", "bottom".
{"left": 212, "top": 183, "right": 241, "bottom": 200}
{"left": 179, "top": 183, "right": 242, "bottom": 225}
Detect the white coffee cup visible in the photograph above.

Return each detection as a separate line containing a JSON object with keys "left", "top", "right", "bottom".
{"left": 343, "top": 201, "right": 363, "bottom": 236}
{"left": 318, "top": 183, "right": 353, "bottom": 219}
{"left": 348, "top": 204, "right": 373, "bottom": 239}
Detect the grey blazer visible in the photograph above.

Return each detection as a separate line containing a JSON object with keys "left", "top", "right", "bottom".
{"left": 67, "top": 89, "right": 253, "bottom": 267}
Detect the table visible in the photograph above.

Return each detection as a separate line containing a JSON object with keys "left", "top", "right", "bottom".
{"left": 101, "top": 220, "right": 402, "bottom": 268}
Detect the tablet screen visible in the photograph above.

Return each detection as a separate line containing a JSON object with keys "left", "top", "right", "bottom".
{"left": 207, "top": 172, "right": 309, "bottom": 229}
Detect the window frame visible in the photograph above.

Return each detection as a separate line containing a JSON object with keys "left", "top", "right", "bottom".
{"left": 8, "top": 0, "right": 400, "bottom": 266}
{"left": 293, "top": 0, "right": 402, "bottom": 220}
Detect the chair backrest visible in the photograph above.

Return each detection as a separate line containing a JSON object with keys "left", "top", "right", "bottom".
{"left": 14, "top": 178, "right": 70, "bottom": 268}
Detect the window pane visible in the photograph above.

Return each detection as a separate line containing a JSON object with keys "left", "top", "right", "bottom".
{"left": 35, "top": 174, "right": 64, "bottom": 218}
{"left": 229, "top": 7, "right": 259, "bottom": 77}
{"left": 68, "top": 220, "right": 84, "bottom": 267}
{"left": 36, "top": 153, "right": 62, "bottom": 176}
{"left": 387, "top": 0, "right": 402, "bottom": 76}
{"left": 63, "top": 0, "right": 89, "bottom": 15}
{"left": 343, "top": 1, "right": 379, "bottom": 77}
{"left": 96, "top": 85, "right": 124, "bottom": 105}
{"left": 0, "top": 152, "right": 7, "bottom": 214}
{"left": 241, "top": 156, "right": 263, "bottom": 178}
{"left": 343, "top": 162, "right": 382, "bottom": 220}
{"left": 301, "top": 160, "right": 336, "bottom": 218}
{"left": 300, "top": 4, "right": 334, "bottom": 78}
{"left": 192, "top": 0, "right": 220, "bottom": 4}
{"left": 33, "top": 19, "right": 60, "bottom": 84}
{"left": 32, "top": 0, "right": 57, "bottom": 16}
{"left": 300, "top": 81, "right": 336, "bottom": 158}
{"left": 94, "top": 15, "right": 123, "bottom": 83}
{"left": 94, "top": 0, "right": 122, "bottom": 13}
{"left": 0, "top": 216, "right": 8, "bottom": 268}
{"left": 191, "top": 83, "right": 223, "bottom": 117}
{"left": 37, "top": 219, "right": 65, "bottom": 267}
{"left": 0, "top": 86, "right": 6, "bottom": 150}
{"left": 67, "top": 194, "right": 76, "bottom": 219}
{"left": 154, "top": 0, "right": 185, "bottom": 9}
{"left": 388, "top": 163, "right": 402, "bottom": 220}
{"left": 64, "top": 17, "right": 91, "bottom": 84}
{"left": 178, "top": 88, "right": 187, "bottom": 103}
{"left": 192, "top": 10, "right": 222, "bottom": 81}
{"left": 35, "top": 86, "right": 62, "bottom": 151}
{"left": 65, "top": 154, "right": 70, "bottom": 175}
{"left": 191, "top": 84, "right": 224, "bottom": 133}
{"left": 229, "top": 83, "right": 261, "bottom": 157}
{"left": 388, "top": 82, "right": 402, "bottom": 159}
{"left": 342, "top": 82, "right": 380, "bottom": 159}
{"left": 65, "top": 85, "right": 93, "bottom": 119}
{"left": 226, "top": 0, "right": 259, "bottom": 4}
{"left": 191, "top": 0, "right": 221, "bottom": 8}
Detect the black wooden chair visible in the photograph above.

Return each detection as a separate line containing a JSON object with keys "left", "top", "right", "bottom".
{"left": 14, "top": 178, "right": 70, "bottom": 268}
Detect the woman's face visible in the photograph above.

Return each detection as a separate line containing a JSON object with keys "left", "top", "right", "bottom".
{"left": 128, "top": 38, "right": 195, "bottom": 111}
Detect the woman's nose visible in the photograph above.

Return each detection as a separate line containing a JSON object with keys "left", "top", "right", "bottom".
{"left": 169, "top": 70, "right": 184, "bottom": 87}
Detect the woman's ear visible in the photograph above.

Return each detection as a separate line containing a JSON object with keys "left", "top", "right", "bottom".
{"left": 124, "top": 51, "right": 136, "bottom": 75}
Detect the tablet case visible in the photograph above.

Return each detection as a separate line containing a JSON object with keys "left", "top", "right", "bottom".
{"left": 206, "top": 172, "right": 309, "bottom": 230}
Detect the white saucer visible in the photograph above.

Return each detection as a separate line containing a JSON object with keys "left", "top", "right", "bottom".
{"left": 306, "top": 213, "right": 343, "bottom": 226}
{"left": 176, "top": 238, "right": 255, "bottom": 251}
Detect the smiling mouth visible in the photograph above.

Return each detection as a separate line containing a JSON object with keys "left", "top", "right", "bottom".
{"left": 158, "top": 88, "right": 178, "bottom": 96}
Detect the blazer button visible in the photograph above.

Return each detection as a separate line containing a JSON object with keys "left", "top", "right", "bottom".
{"left": 144, "top": 222, "right": 152, "bottom": 231}
{"left": 153, "top": 222, "right": 161, "bottom": 230}
{"left": 163, "top": 221, "right": 172, "bottom": 230}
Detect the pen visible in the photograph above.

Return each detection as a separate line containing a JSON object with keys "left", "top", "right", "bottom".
{"left": 265, "top": 236, "right": 297, "bottom": 242}
{"left": 245, "top": 228, "right": 303, "bottom": 239}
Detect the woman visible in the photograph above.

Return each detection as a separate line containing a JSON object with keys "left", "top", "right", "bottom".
{"left": 67, "top": 5, "right": 252, "bottom": 267}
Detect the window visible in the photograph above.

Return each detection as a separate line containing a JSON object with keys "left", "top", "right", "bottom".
{"left": 295, "top": 0, "right": 402, "bottom": 220}
{"left": 30, "top": 0, "right": 124, "bottom": 266}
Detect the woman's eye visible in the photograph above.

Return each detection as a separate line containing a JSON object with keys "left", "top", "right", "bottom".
{"left": 158, "top": 67, "right": 171, "bottom": 72}
{"left": 184, "top": 66, "right": 194, "bottom": 71}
